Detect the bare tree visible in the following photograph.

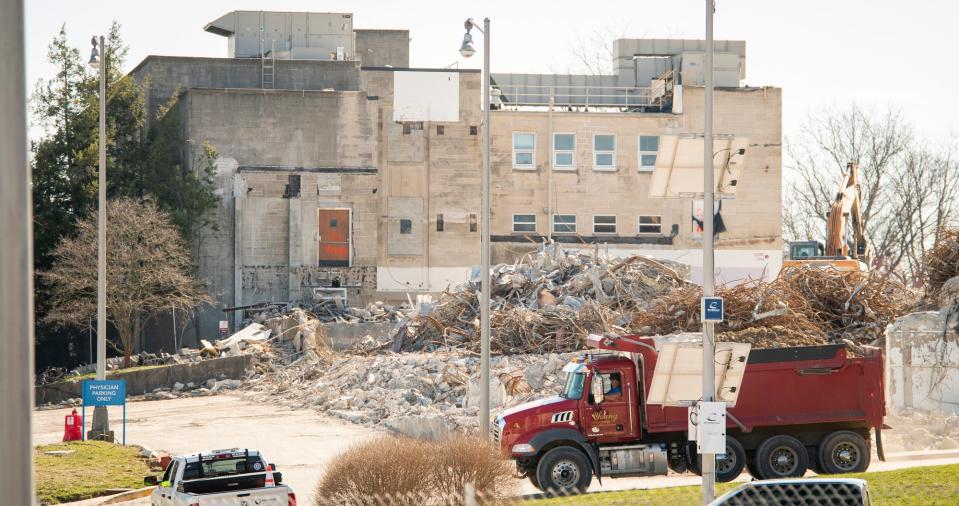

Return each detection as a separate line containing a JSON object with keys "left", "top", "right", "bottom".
{"left": 43, "top": 198, "right": 212, "bottom": 366}
{"left": 785, "top": 104, "right": 959, "bottom": 283}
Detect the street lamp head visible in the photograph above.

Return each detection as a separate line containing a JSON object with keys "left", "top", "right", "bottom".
{"left": 459, "top": 32, "right": 476, "bottom": 58}
{"left": 89, "top": 36, "right": 99, "bottom": 67}
{"left": 459, "top": 18, "right": 476, "bottom": 58}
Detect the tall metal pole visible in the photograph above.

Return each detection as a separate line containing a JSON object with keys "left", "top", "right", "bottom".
{"left": 701, "top": 0, "right": 717, "bottom": 503}
{"left": 0, "top": 0, "right": 36, "bottom": 502}
{"left": 479, "top": 17, "right": 492, "bottom": 437}
{"left": 91, "top": 35, "right": 111, "bottom": 438}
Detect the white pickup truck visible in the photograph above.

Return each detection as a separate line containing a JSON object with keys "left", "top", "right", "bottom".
{"left": 144, "top": 448, "right": 296, "bottom": 506}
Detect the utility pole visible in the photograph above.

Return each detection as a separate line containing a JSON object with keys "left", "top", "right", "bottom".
{"left": 0, "top": 0, "right": 36, "bottom": 502}
{"left": 90, "top": 34, "right": 112, "bottom": 441}
{"left": 701, "top": 0, "right": 717, "bottom": 503}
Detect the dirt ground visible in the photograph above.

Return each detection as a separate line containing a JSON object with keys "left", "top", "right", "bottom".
{"left": 32, "top": 395, "right": 959, "bottom": 505}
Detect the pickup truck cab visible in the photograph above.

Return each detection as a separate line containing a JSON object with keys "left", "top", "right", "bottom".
{"left": 145, "top": 448, "right": 296, "bottom": 506}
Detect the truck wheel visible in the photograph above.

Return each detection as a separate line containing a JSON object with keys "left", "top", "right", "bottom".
{"left": 536, "top": 446, "right": 592, "bottom": 494}
{"left": 755, "top": 435, "right": 809, "bottom": 479}
{"left": 818, "top": 431, "right": 870, "bottom": 474}
{"left": 687, "top": 437, "right": 746, "bottom": 482}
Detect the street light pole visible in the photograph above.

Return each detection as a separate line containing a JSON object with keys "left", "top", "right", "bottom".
{"left": 701, "top": 0, "right": 717, "bottom": 503}
{"left": 90, "top": 34, "right": 111, "bottom": 440}
{"left": 459, "top": 17, "right": 492, "bottom": 436}
{"left": 480, "top": 17, "right": 492, "bottom": 438}
{"left": 0, "top": 0, "right": 36, "bottom": 502}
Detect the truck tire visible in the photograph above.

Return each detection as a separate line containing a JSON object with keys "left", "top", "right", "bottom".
{"left": 687, "top": 437, "right": 746, "bottom": 482}
{"left": 755, "top": 435, "right": 809, "bottom": 479}
{"left": 535, "top": 446, "right": 592, "bottom": 494}
{"left": 817, "top": 431, "right": 870, "bottom": 474}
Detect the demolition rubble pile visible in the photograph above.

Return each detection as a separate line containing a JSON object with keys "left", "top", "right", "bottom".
{"left": 385, "top": 243, "right": 692, "bottom": 354}
{"left": 247, "top": 300, "right": 410, "bottom": 324}
{"left": 923, "top": 228, "right": 959, "bottom": 310}
{"left": 244, "top": 345, "right": 579, "bottom": 432}
{"left": 632, "top": 265, "right": 916, "bottom": 346}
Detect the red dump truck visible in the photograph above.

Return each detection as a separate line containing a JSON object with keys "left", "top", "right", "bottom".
{"left": 494, "top": 334, "right": 886, "bottom": 493}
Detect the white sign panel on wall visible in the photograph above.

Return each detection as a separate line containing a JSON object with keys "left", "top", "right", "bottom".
{"left": 392, "top": 71, "right": 460, "bottom": 122}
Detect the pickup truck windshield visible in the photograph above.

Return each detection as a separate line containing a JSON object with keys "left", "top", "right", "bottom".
{"left": 561, "top": 372, "right": 585, "bottom": 399}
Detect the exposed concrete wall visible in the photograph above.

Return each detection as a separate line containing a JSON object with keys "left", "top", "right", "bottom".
{"left": 184, "top": 88, "right": 380, "bottom": 336}
{"left": 361, "top": 69, "right": 484, "bottom": 293}
{"left": 34, "top": 355, "right": 253, "bottom": 406}
{"left": 133, "top": 56, "right": 361, "bottom": 125}
{"left": 355, "top": 30, "right": 410, "bottom": 68}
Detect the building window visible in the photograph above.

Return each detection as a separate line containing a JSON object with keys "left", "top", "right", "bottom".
{"left": 470, "top": 126, "right": 478, "bottom": 135}
{"left": 639, "top": 135, "right": 659, "bottom": 171}
{"left": 553, "top": 133, "right": 575, "bottom": 169}
{"left": 593, "top": 215, "right": 617, "bottom": 234}
{"left": 512, "top": 214, "right": 536, "bottom": 233}
{"left": 593, "top": 134, "right": 616, "bottom": 170}
{"left": 400, "top": 219, "right": 412, "bottom": 234}
{"left": 469, "top": 213, "right": 477, "bottom": 232}
{"left": 552, "top": 214, "right": 576, "bottom": 234}
{"left": 638, "top": 215, "right": 663, "bottom": 234}
{"left": 436, "top": 213, "right": 444, "bottom": 232}
{"left": 401, "top": 121, "right": 423, "bottom": 135}
{"left": 436, "top": 125, "right": 445, "bottom": 135}
{"left": 513, "top": 132, "right": 536, "bottom": 169}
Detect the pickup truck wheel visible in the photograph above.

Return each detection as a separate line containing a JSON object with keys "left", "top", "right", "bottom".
{"left": 755, "top": 435, "right": 809, "bottom": 479}
{"left": 818, "top": 431, "right": 870, "bottom": 474}
{"left": 687, "top": 437, "right": 746, "bottom": 482}
{"left": 536, "top": 447, "right": 592, "bottom": 494}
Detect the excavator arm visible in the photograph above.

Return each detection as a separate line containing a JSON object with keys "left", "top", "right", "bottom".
{"left": 784, "top": 162, "right": 871, "bottom": 273}
{"left": 824, "top": 162, "right": 870, "bottom": 264}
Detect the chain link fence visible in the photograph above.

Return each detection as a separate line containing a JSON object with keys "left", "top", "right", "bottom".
{"left": 311, "top": 478, "right": 875, "bottom": 505}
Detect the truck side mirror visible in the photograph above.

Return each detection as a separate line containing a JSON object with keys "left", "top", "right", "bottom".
{"left": 268, "top": 463, "right": 277, "bottom": 471}
{"left": 591, "top": 376, "right": 604, "bottom": 404}
{"left": 143, "top": 475, "right": 158, "bottom": 486}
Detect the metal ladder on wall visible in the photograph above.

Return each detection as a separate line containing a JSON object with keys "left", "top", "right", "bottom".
{"left": 261, "top": 39, "right": 275, "bottom": 89}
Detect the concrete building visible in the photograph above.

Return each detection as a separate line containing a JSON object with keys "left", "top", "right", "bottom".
{"left": 131, "top": 11, "right": 782, "bottom": 340}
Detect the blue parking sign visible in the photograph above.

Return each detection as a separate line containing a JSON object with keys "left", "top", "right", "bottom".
{"left": 82, "top": 380, "right": 126, "bottom": 406}
{"left": 81, "top": 380, "right": 127, "bottom": 445}
{"left": 701, "top": 296, "right": 724, "bottom": 323}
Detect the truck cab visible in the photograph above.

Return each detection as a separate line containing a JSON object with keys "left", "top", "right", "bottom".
{"left": 496, "top": 353, "right": 670, "bottom": 492}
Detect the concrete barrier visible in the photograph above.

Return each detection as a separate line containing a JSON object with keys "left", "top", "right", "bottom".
{"left": 324, "top": 322, "right": 394, "bottom": 350}
{"left": 35, "top": 355, "right": 253, "bottom": 406}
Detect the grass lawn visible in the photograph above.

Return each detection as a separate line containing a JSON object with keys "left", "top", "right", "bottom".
{"left": 525, "top": 463, "right": 959, "bottom": 505}
{"left": 35, "top": 440, "right": 152, "bottom": 505}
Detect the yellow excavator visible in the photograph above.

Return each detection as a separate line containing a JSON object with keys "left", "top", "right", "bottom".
{"left": 783, "top": 162, "right": 872, "bottom": 272}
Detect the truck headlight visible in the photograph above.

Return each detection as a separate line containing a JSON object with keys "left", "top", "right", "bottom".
{"left": 511, "top": 443, "right": 535, "bottom": 454}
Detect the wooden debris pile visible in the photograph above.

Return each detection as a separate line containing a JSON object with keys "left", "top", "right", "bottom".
{"left": 387, "top": 242, "right": 691, "bottom": 354}
{"left": 924, "top": 228, "right": 959, "bottom": 307}
{"left": 631, "top": 264, "right": 916, "bottom": 345}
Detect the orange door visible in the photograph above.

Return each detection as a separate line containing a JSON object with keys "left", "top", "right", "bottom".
{"left": 318, "top": 209, "right": 350, "bottom": 266}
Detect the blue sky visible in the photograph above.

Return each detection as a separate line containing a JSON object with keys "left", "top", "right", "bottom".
{"left": 24, "top": 0, "right": 959, "bottom": 141}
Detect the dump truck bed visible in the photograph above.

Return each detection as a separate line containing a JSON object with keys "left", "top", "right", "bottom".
{"left": 593, "top": 336, "right": 885, "bottom": 434}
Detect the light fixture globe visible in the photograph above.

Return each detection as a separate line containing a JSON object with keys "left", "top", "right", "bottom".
{"left": 459, "top": 32, "right": 475, "bottom": 58}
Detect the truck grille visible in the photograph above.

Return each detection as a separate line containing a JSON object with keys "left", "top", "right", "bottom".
{"left": 491, "top": 419, "right": 501, "bottom": 444}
